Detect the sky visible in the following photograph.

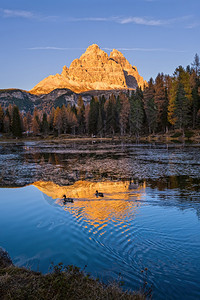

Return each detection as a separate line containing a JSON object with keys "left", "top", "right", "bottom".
{"left": 0, "top": 0, "right": 200, "bottom": 91}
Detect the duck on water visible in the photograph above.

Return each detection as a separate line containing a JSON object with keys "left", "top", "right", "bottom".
{"left": 63, "top": 195, "right": 74, "bottom": 203}
{"left": 95, "top": 190, "right": 104, "bottom": 197}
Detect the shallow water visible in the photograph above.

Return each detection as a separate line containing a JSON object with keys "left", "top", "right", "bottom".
{"left": 0, "top": 141, "right": 200, "bottom": 299}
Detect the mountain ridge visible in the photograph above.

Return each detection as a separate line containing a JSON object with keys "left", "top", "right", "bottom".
{"left": 0, "top": 87, "right": 129, "bottom": 113}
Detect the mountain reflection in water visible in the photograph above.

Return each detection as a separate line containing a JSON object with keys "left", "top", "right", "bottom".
{"left": 34, "top": 180, "right": 145, "bottom": 226}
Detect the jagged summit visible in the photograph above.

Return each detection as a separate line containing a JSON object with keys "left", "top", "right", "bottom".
{"left": 30, "top": 44, "right": 146, "bottom": 95}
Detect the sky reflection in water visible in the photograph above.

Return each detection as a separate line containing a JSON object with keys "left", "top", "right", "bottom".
{"left": 0, "top": 142, "right": 200, "bottom": 299}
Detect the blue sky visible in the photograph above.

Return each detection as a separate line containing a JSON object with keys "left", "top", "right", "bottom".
{"left": 0, "top": 0, "right": 199, "bottom": 90}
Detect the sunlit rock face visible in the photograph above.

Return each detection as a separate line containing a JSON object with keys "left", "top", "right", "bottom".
{"left": 30, "top": 44, "right": 146, "bottom": 95}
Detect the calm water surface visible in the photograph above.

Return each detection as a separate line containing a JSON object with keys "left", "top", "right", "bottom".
{"left": 0, "top": 141, "right": 200, "bottom": 299}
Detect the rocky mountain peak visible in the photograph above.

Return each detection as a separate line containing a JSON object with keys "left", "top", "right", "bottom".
{"left": 85, "top": 44, "right": 100, "bottom": 53}
{"left": 30, "top": 44, "right": 146, "bottom": 95}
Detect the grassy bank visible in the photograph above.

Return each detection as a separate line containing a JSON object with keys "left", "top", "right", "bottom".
{"left": 0, "top": 130, "right": 200, "bottom": 144}
{"left": 0, "top": 249, "right": 147, "bottom": 300}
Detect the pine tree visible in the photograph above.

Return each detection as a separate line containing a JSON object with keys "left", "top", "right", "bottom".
{"left": 191, "top": 53, "right": 200, "bottom": 76}
{"left": 174, "top": 83, "right": 190, "bottom": 131}
{"left": 12, "top": 106, "right": 22, "bottom": 137}
{"left": 48, "top": 107, "right": 55, "bottom": 132}
{"left": 97, "top": 106, "right": 103, "bottom": 137}
{"left": 168, "top": 66, "right": 192, "bottom": 126}
{"left": 104, "top": 94, "right": 117, "bottom": 136}
{"left": 89, "top": 97, "right": 99, "bottom": 135}
{"left": 119, "top": 97, "right": 130, "bottom": 135}
{"left": 154, "top": 73, "right": 167, "bottom": 130}
{"left": 146, "top": 98, "right": 157, "bottom": 134}
{"left": 41, "top": 113, "right": 49, "bottom": 134}
{"left": 77, "top": 96, "right": 85, "bottom": 134}
{"left": 84, "top": 104, "right": 90, "bottom": 135}
{"left": 129, "top": 89, "right": 144, "bottom": 137}
{"left": 143, "top": 78, "right": 156, "bottom": 133}
{"left": 97, "top": 96, "right": 106, "bottom": 136}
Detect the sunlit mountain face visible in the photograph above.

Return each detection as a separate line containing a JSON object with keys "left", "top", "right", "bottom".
{"left": 30, "top": 44, "right": 146, "bottom": 95}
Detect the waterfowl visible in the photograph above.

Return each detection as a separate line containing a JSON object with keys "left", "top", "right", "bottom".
{"left": 63, "top": 195, "right": 74, "bottom": 203}
{"left": 95, "top": 190, "right": 104, "bottom": 197}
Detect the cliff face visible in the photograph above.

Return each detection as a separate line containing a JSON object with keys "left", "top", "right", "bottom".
{"left": 30, "top": 44, "right": 146, "bottom": 95}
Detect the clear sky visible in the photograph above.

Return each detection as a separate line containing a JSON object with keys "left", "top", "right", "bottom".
{"left": 0, "top": 0, "right": 199, "bottom": 91}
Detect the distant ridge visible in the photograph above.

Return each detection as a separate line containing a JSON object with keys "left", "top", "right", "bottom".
{"left": 0, "top": 87, "right": 129, "bottom": 113}
{"left": 30, "top": 44, "right": 147, "bottom": 95}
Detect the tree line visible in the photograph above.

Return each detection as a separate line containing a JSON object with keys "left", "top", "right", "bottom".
{"left": 0, "top": 54, "right": 200, "bottom": 138}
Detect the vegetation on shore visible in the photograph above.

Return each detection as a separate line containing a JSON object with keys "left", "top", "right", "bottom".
{"left": 0, "top": 249, "right": 148, "bottom": 300}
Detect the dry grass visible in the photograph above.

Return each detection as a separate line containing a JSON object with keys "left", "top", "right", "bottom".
{"left": 0, "top": 250, "right": 148, "bottom": 300}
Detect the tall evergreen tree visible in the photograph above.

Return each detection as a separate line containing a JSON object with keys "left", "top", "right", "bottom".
{"left": 146, "top": 97, "right": 157, "bottom": 134}
{"left": 104, "top": 94, "right": 117, "bottom": 136}
{"left": 154, "top": 73, "right": 168, "bottom": 130}
{"left": 129, "top": 89, "right": 144, "bottom": 137}
{"left": 48, "top": 107, "right": 55, "bottom": 132}
{"left": 88, "top": 97, "right": 99, "bottom": 135}
{"left": 168, "top": 66, "right": 192, "bottom": 126}
{"left": 191, "top": 53, "right": 200, "bottom": 76}
{"left": 84, "top": 104, "right": 90, "bottom": 135}
{"left": 41, "top": 112, "right": 49, "bottom": 134}
{"left": 143, "top": 78, "right": 156, "bottom": 133}
{"left": 77, "top": 96, "right": 85, "bottom": 134}
{"left": 97, "top": 106, "right": 103, "bottom": 137}
{"left": 174, "top": 83, "right": 190, "bottom": 131}
{"left": 119, "top": 97, "right": 130, "bottom": 135}
{"left": 12, "top": 106, "right": 22, "bottom": 137}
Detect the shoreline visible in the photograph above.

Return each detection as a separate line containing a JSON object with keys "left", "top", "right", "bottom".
{"left": 0, "top": 130, "right": 200, "bottom": 144}
{"left": 0, "top": 248, "right": 146, "bottom": 299}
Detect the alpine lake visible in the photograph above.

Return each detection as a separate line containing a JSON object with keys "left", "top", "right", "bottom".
{"left": 0, "top": 140, "right": 200, "bottom": 300}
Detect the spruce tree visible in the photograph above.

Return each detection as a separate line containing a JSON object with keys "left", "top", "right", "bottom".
{"left": 12, "top": 106, "right": 22, "bottom": 137}
{"left": 146, "top": 98, "right": 157, "bottom": 134}
{"left": 119, "top": 97, "right": 130, "bottom": 135}
{"left": 88, "top": 97, "right": 99, "bottom": 135}
{"left": 168, "top": 66, "right": 192, "bottom": 127}
{"left": 104, "top": 94, "right": 117, "bottom": 136}
{"left": 174, "top": 83, "right": 190, "bottom": 131}
{"left": 41, "top": 113, "right": 49, "bottom": 134}
{"left": 191, "top": 53, "right": 200, "bottom": 76}
{"left": 129, "top": 89, "right": 144, "bottom": 137}
{"left": 154, "top": 73, "right": 167, "bottom": 130}
{"left": 77, "top": 96, "right": 85, "bottom": 134}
